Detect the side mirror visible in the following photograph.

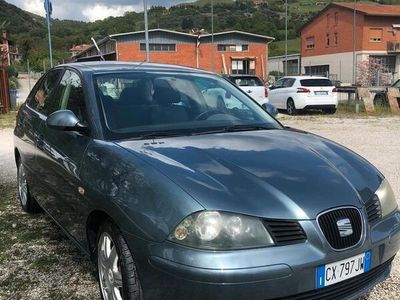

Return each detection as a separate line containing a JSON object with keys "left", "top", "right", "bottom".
{"left": 263, "top": 103, "right": 278, "bottom": 117}
{"left": 46, "top": 110, "right": 88, "bottom": 133}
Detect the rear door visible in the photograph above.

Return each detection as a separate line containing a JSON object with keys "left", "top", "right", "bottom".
{"left": 268, "top": 78, "right": 286, "bottom": 108}
{"left": 35, "top": 69, "right": 92, "bottom": 242}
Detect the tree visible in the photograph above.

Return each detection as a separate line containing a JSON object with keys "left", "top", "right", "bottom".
{"left": 181, "top": 17, "right": 194, "bottom": 30}
{"left": 357, "top": 58, "right": 392, "bottom": 87}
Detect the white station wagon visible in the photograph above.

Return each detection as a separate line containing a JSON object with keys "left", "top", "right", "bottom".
{"left": 268, "top": 76, "right": 338, "bottom": 115}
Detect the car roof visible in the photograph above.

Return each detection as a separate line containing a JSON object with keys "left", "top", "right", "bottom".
{"left": 283, "top": 76, "right": 330, "bottom": 80}
{"left": 56, "top": 61, "right": 216, "bottom": 76}
{"left": 228, "top": 74, "right": 261, "bottom": 78}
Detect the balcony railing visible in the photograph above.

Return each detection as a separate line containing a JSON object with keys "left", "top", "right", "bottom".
{"left": 387, "top": 41, "right": 400, "bottom": 53}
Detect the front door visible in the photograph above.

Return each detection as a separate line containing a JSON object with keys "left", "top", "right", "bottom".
{"left": 35, "top": 69, "right": 91, "bottom": 242}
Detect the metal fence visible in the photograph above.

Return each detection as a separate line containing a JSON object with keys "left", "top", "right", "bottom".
{"left": 0, "top": 67, "right": 10, "bottom": 114}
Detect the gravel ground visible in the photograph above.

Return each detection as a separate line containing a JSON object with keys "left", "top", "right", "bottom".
{"left": 0, "top": 115, "right": 399, "bottom": 299}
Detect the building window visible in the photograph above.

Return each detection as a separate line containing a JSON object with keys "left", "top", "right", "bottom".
{"left": 218, "top": 44, "right": 248, "bottom": 52}
{"left": 370, "top": 55, "right": 396, "bottom": 73}
{"left": 326, "top": 14, "right": 330, "bottom": 27}
{"left": 305, "top": 36, "right": 315, "bottom": 49}
{"left": 334, "top": 12, "right": 339, "bottom": 25}
{"left": 304, "top": 65, "right": 330, "bottom": 77}
{"left": 334, "top": 33, "right": 338, "bottom": 46}
{"left": 140, "top": 43, "right": 176, "bottom": 51}
{"left": 369, "top": 28, "right": 383, "bottom": 42}
{"left": 231, "top": 59, "right": 255, "bottom": 75}
{"left": 326, "top": 33, "right": 330, "bottom": 47}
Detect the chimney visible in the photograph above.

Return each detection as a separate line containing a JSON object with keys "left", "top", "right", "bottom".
{"left": 2, "top": 31, "right": 7, "bottom": 41}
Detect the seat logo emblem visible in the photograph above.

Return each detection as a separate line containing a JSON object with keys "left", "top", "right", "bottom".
{"left": 337, "top": 218, "right": 353, "bottom": 237}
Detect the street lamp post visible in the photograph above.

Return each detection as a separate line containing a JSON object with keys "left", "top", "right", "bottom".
{"left": 143, "top": 0, "right": 150, "bottom": 62}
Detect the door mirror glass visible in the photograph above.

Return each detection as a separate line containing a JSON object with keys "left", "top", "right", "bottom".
{"left": 46, "top": 110, "right": 88, "bottom": 133}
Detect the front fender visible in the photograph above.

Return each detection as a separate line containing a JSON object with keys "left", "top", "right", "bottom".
{"left": 80, "top": 140, "right": 204, "bottom": 242}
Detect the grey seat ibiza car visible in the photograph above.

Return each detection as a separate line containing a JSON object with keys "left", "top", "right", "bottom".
{"left": 14, "top": 62, "right": 399, "bottom": 300}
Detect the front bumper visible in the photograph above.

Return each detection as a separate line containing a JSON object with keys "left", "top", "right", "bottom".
{"left": 125, "top": 210, "right": 400, "bottom": 300}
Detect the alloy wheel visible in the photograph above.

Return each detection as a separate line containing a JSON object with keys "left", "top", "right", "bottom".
{"left": 98, "top": 232, "right": 124, "bottom": 300}
{"left": 287, "top": 100, "right": 295, "bottom": 115}
{"left": 18, "top": 163, "right": 28, "bottom": 207}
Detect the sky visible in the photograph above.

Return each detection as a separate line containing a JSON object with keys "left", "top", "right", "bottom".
{"left": 6, "top": 0, "right": 197, "bottom": 22}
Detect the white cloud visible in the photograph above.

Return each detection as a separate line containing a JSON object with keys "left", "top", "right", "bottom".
{"left": 82, "top": 4, "right": 140, "bottom": 22}
{"left": 20, "top": 0, "right": 45, "bottom": 17}
{"left": 5, "top": 0, "right": 198, "bottom": 21}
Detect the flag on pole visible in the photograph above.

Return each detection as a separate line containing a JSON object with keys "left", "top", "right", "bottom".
{"left": 44, "top": 0, "right": 52, "bottom": 18}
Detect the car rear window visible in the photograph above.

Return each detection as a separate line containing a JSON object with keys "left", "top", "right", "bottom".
{"left": 300, "top": 79, "right": 333, "bottom": 87}
{"left": 233, "top": 77, "right": 264, "bottom": 87}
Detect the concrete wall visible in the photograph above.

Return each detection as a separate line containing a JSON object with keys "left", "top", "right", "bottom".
{"left": 301, "top": 51, "right": 400, "bottom": 84}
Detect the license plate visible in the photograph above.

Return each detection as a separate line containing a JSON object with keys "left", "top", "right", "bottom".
{"left": 315, "top": 91, "right": 328, "bottom": 95}
{"left": 316, "top": 251, "right": 371, "bottom": 288}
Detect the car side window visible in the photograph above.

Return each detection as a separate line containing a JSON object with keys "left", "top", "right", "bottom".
{"left": 273, "top": 79, "right": 285, "bottom": 89}
{"left": 27, "top": 69, "right": 63, "bottom": 115}
{"left": 57, "top": 70, "right": 88, "bottom": 123}
{"left": 283, "top": 78, "right": 295, "bottom": 88}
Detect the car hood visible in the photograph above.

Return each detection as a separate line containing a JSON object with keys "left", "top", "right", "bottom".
{"left": 117, "top": 129, "right": 382, "bottom": 220}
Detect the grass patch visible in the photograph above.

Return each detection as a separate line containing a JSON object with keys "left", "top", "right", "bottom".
{"left": 269, "top": 38, "right": 300, "bottom": 57}
{"left": 334, "top": 102, "right": 400, "bottom": 118}
{"left": 0, "top": 111, "right": 17, "bottom": 129}
{"left": 31, "top": 255, "right": 60, "bottom": 272}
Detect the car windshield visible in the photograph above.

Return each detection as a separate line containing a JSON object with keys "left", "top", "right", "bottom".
{"left": 300, "top": 79, "right": 333, "bottom": 87}
{"left": 95, "top": 72, "right": 281, "bottom": 139}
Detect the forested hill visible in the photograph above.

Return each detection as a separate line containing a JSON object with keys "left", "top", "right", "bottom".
{"left": 0, "top": 0, "right": 398, "bottom": 70}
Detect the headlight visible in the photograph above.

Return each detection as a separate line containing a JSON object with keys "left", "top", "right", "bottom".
{"left": 168, "top": 211, "right": 274, "bottom": 250}
{"left": 376, "top": 178, "right": 398, "bottom": 217}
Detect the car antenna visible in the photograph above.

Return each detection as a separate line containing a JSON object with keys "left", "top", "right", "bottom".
{"left": 134, "top": 60, "right": 146, "bottom": 69}
{"left": 91, "top": 37, "right": 105, "bottom": 62}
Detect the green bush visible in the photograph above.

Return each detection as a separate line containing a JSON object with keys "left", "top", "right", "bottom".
{"left": 6, "top": 65, "right": 18, "bottom": 79}
{"left": 9, "top": 76, "right": 18, "bottom": 89}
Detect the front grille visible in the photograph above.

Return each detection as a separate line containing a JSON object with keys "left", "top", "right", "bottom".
{"left": 318, "top": 207, "right": 362, "bottom": 250}
{"left": 366, "top": 195, "right": 382, "bottom": 224}
{"left": 274, "top": 256, "right": 394, "bottom": 300}
{"left": 263, "top": 220, "right": 307, "bottom": 246}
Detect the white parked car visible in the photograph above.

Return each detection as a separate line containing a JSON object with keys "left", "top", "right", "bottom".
{"left": 268, "top": 76, "right": 338, "bottom": 115}
{"left": 227, "top": 75, "right": 269, "bottom": 106}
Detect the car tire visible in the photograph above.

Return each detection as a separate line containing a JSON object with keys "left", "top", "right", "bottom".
{"left": 286, "top": 98, "right": 297, "bottom": 115}
{"left": 97, "top": 220, "right": 143, "bottom": 300}
{"left": 17, "top": 159, "right": 42, "bottom": 213}
{"left": 323, "top": 108, "right": 337, "bottom": 114}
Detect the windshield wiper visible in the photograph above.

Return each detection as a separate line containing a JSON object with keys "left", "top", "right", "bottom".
{"left": 222, "top": 124, "right": 275, "bottom": 132}
{"left": 134, "top": 130, "right": 192, "bottom": 140}
{"left": 191, "top": 124, "right": 275, "bottom": 136}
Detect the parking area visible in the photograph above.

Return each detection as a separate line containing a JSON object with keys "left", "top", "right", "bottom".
{"left": 0, "top": 115, "right": 399, "bottom": 299}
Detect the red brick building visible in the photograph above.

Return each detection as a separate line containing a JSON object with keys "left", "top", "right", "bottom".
{"left": 74, "top": 29, "right": 274, "bottom": 79}
{"left": 300, "top": 2, "right": 400, "bottom": 83}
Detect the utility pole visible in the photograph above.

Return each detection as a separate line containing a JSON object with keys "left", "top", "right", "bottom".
{"left": 143, "top": 0, "right": 150, "bottom": 62}
{"left": 44, "top": 0, "right": 53, "bottom": 68}
{"left": 352, "top": 0, "right": 356, "bottom": 85}
{"left": 285, "top": 0, "right": 288, "bottom": 76}
{"left": 211, "top": 0, "right": 215, "bottom": 71}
